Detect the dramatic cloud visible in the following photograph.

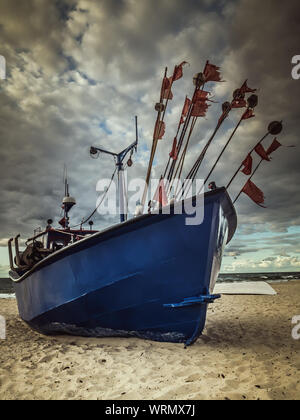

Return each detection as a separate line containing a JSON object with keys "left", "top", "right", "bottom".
{"left": 0, "top": 0, "right": 299, "bottom": 273}
{"left": 223, "top": 255, "right": 300, "bottom": 273}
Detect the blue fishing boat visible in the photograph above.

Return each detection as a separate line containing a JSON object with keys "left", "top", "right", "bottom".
{"left": 9, "top": 188, "right": 236, "bottom": 346}
{"left": 9, "top": 61, "right": 280, "bottom": 346}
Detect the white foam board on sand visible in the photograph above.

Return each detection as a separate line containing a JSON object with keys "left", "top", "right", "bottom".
{"left": 213, "top": 281, "right": 277, "bottom": 295}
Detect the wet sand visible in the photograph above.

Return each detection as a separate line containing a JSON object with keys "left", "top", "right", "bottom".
{"left": 0, "top": 282, "right": 299, "bottom": 400}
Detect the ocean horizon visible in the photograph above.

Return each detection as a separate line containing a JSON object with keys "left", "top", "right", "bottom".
{"left": 1, "top": 272, "right": 299, "bottom": 298}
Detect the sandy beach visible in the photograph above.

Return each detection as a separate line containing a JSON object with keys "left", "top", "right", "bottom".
{"left": 0, "top": 281, "right": 299, "bottom": 400}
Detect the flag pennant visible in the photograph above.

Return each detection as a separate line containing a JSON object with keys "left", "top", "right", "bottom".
{"left": 240, "top": 80, "right": 257, "bottom": 95}
{"left": 241, "top": 154, "right": 253, "bottom": 175}
{"left": 242, "top": 179, "right": 266, "bottom": 207}
{"left": 191, "top": 100, "right": 210, "bottom": 117}
{"left": 161, "top": 76, "right": 173, "bottom": 100}
{"left": 190, "top": 90, "right": 211, "bottom": 117}
{"left": 173, "top": 61, "right": 188, "bottom": 82}
{"left": 153, "top": 178, "right": 168, "bottom": 206}
{"left": 255, "top": 144, "right": 270, "bottom": 161}
{"left": 155, "top": 120, "right": 166, "bottom": 140}
{"left": 242, "top": 109, "right": 255, "bottom": 120}
{"left": 231, "top": 98, "right": 247, "bottom": 108}
{"left": 266, "top": 138, "right": 282, "bottom": 155}
{"left": 203, "top": 61, "right": 223, "bottom": 82}
{"left": 169, "top": 137, "right": 178, "bottom": 160}
{"left": 182, "top": 96, "right": 191, "bottom": 116}
{"left": 193, "top": 90, "right": 211, "bottom": 103}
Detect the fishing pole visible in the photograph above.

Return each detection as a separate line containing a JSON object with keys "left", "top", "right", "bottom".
{"left": 166, "top": 71, "right": 208, "bottom": 184}
{"left": 171, "top": 117, "right": 198, "bottom": 197}
{"left": 185, "top": 80, "right": 259, "bottom": 199}
{"left": 233, "top": 157, "right": 263, "bottom": 204}
{"left": 141, "top": 67, "right": 168, "bottom": 207}
{"left": 226, "top": 120, "right": 283, "bottom": 190}
{"left": 166, "top": 91, "right": 196, "bottom": 183}
{"left": 204, "top": 95, "right": 258, "bottom": 186}
{"left": 182, "top": 101, "right": 232, "bottom": 199}
{"left": 162, "top": 95, "right": 190, "bottom": 180}
{"left": 142, "top": 64, "right": 184, "bottom": 207}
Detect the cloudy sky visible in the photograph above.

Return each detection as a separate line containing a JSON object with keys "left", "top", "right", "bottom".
{"left": 0, "top": 0, "right": 300, "bottom": 275}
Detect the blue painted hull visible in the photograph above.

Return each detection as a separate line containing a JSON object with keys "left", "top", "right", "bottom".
{"left": 10, "top": 188, "right": 236, "bottom": 345}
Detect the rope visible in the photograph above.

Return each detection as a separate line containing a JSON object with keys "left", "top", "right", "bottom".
{"left": 69, "top": 166, "right": 118, "bottom": 229}
{"left": 51, "top": 228, "right": 85, "bottom": 238}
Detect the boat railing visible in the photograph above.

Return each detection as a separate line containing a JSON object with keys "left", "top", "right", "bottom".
{"left": 26, "top": 229, "right": 49, "bottom": 246}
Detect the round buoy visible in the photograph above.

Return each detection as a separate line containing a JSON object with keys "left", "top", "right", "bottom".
{"left": 268, "top": 121, "right": 283, "bottom": 135}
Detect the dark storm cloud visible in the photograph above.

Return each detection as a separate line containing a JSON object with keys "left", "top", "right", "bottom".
{"left": 0, "top": 0, "right": 299, "bottom": 269}
{"left": 215, "top": 0, "right": 300, "bottom": 231}
{"left": 0, "top": 0, "right": 229, "bottom": 243}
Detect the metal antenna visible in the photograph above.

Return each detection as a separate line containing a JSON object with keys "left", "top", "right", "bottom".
{"left": 90, "top": 117, "right": 138, "bottom": 223}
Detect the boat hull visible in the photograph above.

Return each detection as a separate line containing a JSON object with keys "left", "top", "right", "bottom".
{"left": 10, "top": 188, "right": 236, "bottom": 345}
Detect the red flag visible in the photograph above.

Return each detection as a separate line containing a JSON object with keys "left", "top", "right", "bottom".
{"left": 242, "top": 109, "right": 255, "bottom": 120}
{"left": 203, "top": 61, "right": 222, "bottom": 82}
{"left": 173, "top": 61, "right": 188, "bottom": 81}
{"left": 191, "top": 100, "right": 209, "bottom": 117}
{"left": 182, "top": 96, "right": 191, "bottom": 116}
{"left": 193, "top": 90, "right": 210, "bottom": 103}
{"left": 153, "top": 179, "right": 168, "bottom": 206}
{"left": 179, "top": 97, "right": 191, "bottom": 124}
{"left": 155, "top": 120, "right": 165, "bottom": 140}
{"left": 161, "top": 76, "right": 173, "bottom": 100}
{"left": 266, "top": 138, "right": 281, "bottom": 155}
{"left": 231, "top": 98, "right": 247, "bottom": 108}
{"left": 169, "top": 137, "right": 178, "bottom": 160}
{"left": 242, "top": 179, "right": 265, "bottom": 207}
{"left": 240, "top": 80, "right": 256, "bottom": 94}
{"left": 255, "top": 144, "right": 270, "bottom": 161}
{"left": 241, "top": 154, "right": 253, "bottom": 175}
